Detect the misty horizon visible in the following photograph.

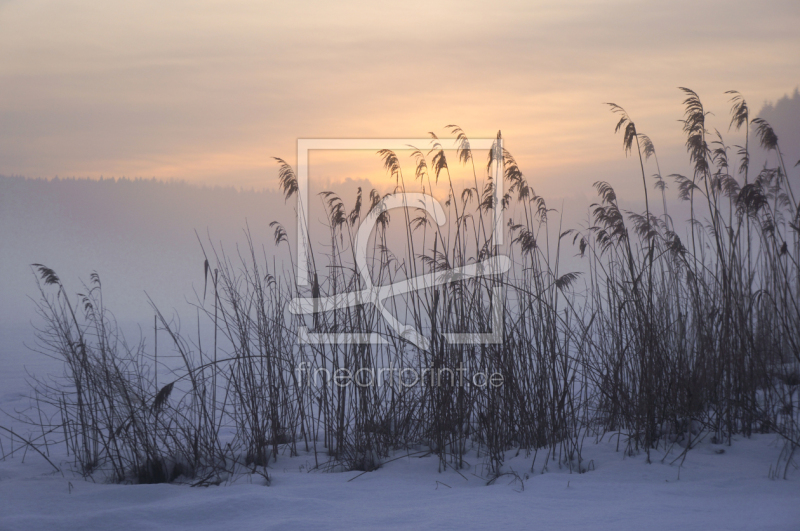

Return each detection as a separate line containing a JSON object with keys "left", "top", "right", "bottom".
{"left": 1, "top": 2, "right": 799, "bottom": 529}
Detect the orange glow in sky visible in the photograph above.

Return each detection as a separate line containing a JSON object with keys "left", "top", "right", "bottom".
{"left": 1, "top": 0, "right": 798, "bottom": 199}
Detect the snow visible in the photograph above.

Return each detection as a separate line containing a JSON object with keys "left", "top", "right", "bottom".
{"left": 2, "top": 328, "right": 799, "bottom": 531}
{"left": 1, "top": 425, "right": 798, "bottom": 530}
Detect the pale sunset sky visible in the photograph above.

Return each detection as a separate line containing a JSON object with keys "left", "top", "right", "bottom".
{"left": 1, "top": 0, "right": 798, "bottom": 199}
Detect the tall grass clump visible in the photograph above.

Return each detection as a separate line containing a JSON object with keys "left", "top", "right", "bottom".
{"left": 25, "top": 267, "right": 228, "bottom": 483}
{"left": 12, "top": 88, "right": 799, "bottom": 483}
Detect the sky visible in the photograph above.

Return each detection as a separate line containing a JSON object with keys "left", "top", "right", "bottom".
{"left": 1, "top": 0, "right": 799, "bottom": 200}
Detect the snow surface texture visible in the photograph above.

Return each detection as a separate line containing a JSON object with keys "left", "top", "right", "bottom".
{"left": 2, "top": 329, "right": 799, "bottom": 530}
{"left": 1, "top": 432, "right": 798, "bottom": 530}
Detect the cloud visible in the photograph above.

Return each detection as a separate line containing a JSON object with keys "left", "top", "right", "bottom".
{"left": 0, "top": 0, "right": 798, "bottom": 198}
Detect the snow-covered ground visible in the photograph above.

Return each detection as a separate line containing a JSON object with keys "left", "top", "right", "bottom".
{"left": 2, "top": 327, "right": 799, "bottom": 530}
{"left": 1, "top": 433, "right": 798, "bottom": 530}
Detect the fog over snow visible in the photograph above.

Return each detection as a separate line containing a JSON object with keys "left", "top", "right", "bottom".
{"left": 1, "top": 1, "right": 799, "bottom": 528}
